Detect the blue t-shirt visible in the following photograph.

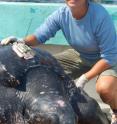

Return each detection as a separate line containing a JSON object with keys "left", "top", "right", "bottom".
{"left": 34, "top": 2, "right": 117, "bottom": 66}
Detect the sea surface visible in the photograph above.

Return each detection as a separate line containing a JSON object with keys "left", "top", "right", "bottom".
{"left": 0, "top": 0, "right": 116, "bottom": 4}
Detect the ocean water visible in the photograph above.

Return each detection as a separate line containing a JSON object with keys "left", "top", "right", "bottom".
{"left": 0, "top": 0, "right": 116, "bottom": 4}
{"left": 0, "top": 0, "right": 64, "bottom": 2}
{"left": 0, "top": 2, "right": 116, "bottom": 45}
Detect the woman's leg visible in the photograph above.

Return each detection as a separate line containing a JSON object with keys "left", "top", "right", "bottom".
{"left": 96, "top": 67, "right": 117, "bottom": 123}
{"left": 96, "top": 76, "right": 117, "bottom": 109}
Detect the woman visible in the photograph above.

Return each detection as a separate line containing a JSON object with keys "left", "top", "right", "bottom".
{"left": 1, "top": 0, "right": 117, "bottom": 123}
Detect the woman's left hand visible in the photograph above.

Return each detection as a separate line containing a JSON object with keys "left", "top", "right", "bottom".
{"left": 75, "top": 74, "right": 89, "bottom": 89}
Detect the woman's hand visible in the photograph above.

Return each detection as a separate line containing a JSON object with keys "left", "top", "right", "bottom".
{"left": 75, "top": 74, "right": 89, "bottom": 89}
{"left": 1, "top": 36, "right": 18, "bottom": 45}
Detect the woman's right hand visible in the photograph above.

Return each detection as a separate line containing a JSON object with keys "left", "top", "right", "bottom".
{"left": 1, "top": 36, "right": 17, "bottom": 45}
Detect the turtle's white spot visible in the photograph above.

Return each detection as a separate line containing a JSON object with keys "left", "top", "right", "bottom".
{"left": 56, "top": 100, "right": 65, "bottom": 107}
{"left": 40, "top": 91, "right": 45, "bottom": 95}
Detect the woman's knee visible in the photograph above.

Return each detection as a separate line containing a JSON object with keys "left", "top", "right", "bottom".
{"left": 96, "top": 76, "right": 117, "bottom": 103}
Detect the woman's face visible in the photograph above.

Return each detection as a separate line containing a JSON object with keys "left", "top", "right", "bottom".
{"left": 65, "top": 0, "right": 87, "bottom": 9}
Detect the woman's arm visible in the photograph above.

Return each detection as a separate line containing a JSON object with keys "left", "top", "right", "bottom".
{"left": 24, "top": 34, "right": 41, "bottom": 46}
{"left": 75, "top": 59, "right": 111, "bottom": 88}
{"left": 85, "top": 59, "right": 111, "bottom": 80}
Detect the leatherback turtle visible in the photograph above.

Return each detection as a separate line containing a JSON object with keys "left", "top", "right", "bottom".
{"left": 0, "top": 45, "right": 109, "bottom": 124}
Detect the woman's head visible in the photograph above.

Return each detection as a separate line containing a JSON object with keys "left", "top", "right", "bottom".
{"left": 65, "top": 0, "right": 89, "bottom": 19}
{"left": 65, "top": 0, "right": 88, "bottom": 9}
